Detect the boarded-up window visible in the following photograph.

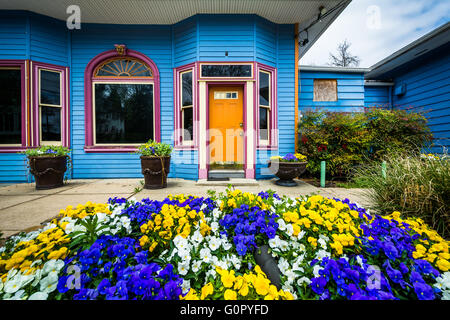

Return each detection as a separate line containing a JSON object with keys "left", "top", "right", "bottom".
{"left": 313, "top": 79, "right": 337, "bottom": 101}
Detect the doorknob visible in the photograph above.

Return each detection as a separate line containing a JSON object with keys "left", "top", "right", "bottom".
{"left": 239, "top": 123, "right": 243, "bottom": 128}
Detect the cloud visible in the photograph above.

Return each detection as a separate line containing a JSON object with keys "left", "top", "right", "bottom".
{"left": 300, "top": 0, "right": 450, "bottom": 67}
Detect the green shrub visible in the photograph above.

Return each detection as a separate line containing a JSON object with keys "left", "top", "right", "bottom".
{"left": 297, "top": 108, "right": 433, "bottom": 177}
{"left": 353, "top": 152, "right": 450, "bottom": 239}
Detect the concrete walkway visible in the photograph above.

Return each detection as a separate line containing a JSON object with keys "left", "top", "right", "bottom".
{"left": 0, "top": 178, "right": 372, "bottom": 240}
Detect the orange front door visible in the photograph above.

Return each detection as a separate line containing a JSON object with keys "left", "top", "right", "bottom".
{"left": 209, "top": 86, "right": 244, "bottom": 169}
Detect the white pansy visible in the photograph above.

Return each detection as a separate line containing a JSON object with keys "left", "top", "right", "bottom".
{"left": 277, "top": 219, "right": 287, "bottom": 231}
{"left": 208, "top": 236, "right": 221, "bottom": 251}
{"left": 285, "top": 224, "right": 294, "bottom": 237}
{"left": 42, "top": 259, "right": 65, "bottom": 275}
{"left": 200, "top": 247, "right": 212, "bottom": 264}
{"left": 313, "top": 264, "right": 323, "bottom": 278}
{"left": 315, "top": 249, "right": 331, "bottom": 260}
{"left": 297, "top": 230, "right": 306, "bottom": 240}
{"left": 210, "top": 222, "right": 219, "bottom": 233}
{"left": 279, "top": 240, "right": 289, "bottom": 252}
{"left": 181, "top": 279, "right": 191, "bottom": 294}
{"left": 273, "top": 198, "right": 283, "bottom": 206}
{"left": 3, "top": 277, "right": 23, "bottom": 294}
{"left": 177, "top": 262, "right": 189, "bottom": 276}
{"left": 177, "top": 248, "right": 191, "bottom": 262}
{"left": 442, "top": 291, "right": 450, "bottom": 300}
{"left": 191, "top": 230, "right": 204, "bottom": 243}
{"left": 191, "top": 260, "right": 202, "bottom": 273}
{"left": 297, "top": 276, "right": 311, "bottom": 286}
{"left": 39, "top": 273, "right": 58, "bottom": 293}
{"left": 12, "top": 289, "right": 26, "bottom": 300}
{"left": 28, "top": 292, "right": 49, "bottom": 300}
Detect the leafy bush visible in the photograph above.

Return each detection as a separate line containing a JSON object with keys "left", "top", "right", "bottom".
{"left": 297, "top": 108, "right": 433, "bottom": 178}
{"left": 353, "top": 152, "right": 450, "bottom": 239}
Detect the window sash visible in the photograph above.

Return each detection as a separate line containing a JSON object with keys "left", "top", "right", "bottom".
{"left": 259, "top": 105, "right": 270, "bottom": 144}
{"left": 39, "top": 68, "right": 62, "bottom": 145}
{"left": 179, "top": 69, "right": 194, "bottom": 145}
{"left": 39, "top": 69, "right": 62, "bottom": 107}
{"left": 92, "top": 81, "right": 155, "bottom": 146}
{"left": 259, "top": 70, "right": 271, "bottom": 109}
{"left": 39, "top": 106, "right": 62, "bottom": 146}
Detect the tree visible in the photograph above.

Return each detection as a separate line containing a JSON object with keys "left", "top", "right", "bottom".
{"left": 328, "top": 39, "right": 361, "bottom": 67}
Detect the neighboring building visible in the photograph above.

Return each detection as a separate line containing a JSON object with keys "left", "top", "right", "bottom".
{"left": 298, "top": 22, "right": 449, "bottom": 154}
{"left": 0, "top": 0, "right": 351, "bottom": 182}
{"left": 365, "top": 22, "right": 450, "bottom": 154}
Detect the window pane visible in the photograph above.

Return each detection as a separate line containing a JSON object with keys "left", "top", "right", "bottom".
{"left": 259, "top": 71, "right": 270, "bottom": 106}
{"left": 94, "top": 83, "right": 154, "bottom": 144}
{"left": 0, "top": 69, "right": 21, "bottom": 144}
{"left": 95, "top": 58, "right": 152, "bottom": 77}
{"left": 259, "top": 107, "right": 269, "bottom": 141}
{"left": 40, "top": 70, "right": 61, "bottom": 105}
{"left": 183, "top": 107, "right": 193, "bottom": 141}
{"left": 41, "top": 106, "right": 61, "bottom": 142}
{"left": 182, "top": 71, "right": 193, "bottom": 107}
{"left": 201, "top": 64, "right": 252, "bottom": 77}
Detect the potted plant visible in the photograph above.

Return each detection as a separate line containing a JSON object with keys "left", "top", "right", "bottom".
{"left": 268, "top": 153, "right": 307, "bottom": 186}
{"left": 137, "top": 139, "right": 173, "bottom": 189}
{"left": 22, "top": 145, "right": 70, "bottom": 190}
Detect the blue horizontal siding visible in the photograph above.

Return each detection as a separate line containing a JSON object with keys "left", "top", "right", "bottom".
{"left": 392, "top": 47, "right": 450, "bottom": 153}
{"left": 364, "top": 86, "right": 390, "bottom": 108}
{"left": 299, "top": 70, "right": 366, "bottom": 112}
{"left": 0, "top": 11, "right": 28, "bottom": 60}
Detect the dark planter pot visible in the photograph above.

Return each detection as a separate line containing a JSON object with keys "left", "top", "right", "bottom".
{"left": 254, "top": 244, "right": 282, "bottom": 290}
{"left": 28, "top": 156, "right": 68, "bottom": 190}
{"left": 268, "top": 161, "right": 307, "bottom": 186}
{"left": 140, "top": 156, "right": 171, "bottom": 189}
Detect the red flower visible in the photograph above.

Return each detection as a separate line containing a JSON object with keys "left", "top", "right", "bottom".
{"left": 301, "top": 136, "right": 308, "bottom": 144}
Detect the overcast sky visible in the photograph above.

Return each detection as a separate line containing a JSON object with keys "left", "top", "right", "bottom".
{"left": 300, "top": 0, "right": 450, "bottom": 68}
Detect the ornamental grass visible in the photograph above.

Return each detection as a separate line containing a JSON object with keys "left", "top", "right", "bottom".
{"left": 352, "top": 152, "right": 450, "bottom": 239}
{"left": 0, "top": 190, "right": 449, "bottom": 300}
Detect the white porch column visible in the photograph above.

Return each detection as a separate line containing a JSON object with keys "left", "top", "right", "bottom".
{"left": 198, "top": 81, "right": 208, "bottom": 179}
{"left": 245, "top": 81, "right": 255, "bottom": 178}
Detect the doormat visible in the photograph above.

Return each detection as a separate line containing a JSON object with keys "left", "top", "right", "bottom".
{"left": 207, "top": 177, "right": 230, "bottom": 181}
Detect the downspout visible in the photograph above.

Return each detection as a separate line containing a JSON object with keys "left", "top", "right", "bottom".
{"left": 388, "top": 85, "right": 393, "bottom": 110}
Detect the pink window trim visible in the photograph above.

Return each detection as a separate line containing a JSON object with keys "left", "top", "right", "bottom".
{"left": 174, "top": 63, "right": 197, "bottom": 149}
{"left": 31, "top": 61, "right": 70, "bottom": 148}
{"left": 84, "top": 49, "right": 161, "bottom": 152}
{"left": 0, "top": 60, "right": 28, "bottom": 152}
{"left": 256, "top": 63, "right": 278, "bottom": 150}
{"left": 196, "top": 61, "right": 256, "bottom": 81}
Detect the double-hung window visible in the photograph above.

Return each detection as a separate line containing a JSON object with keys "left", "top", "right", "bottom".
{"left": 180, "top": 70, "right": 193, "bottom": 144}
{"left": 39, "top": 69, "right": 63, "bottom": 145}
{"left": 258, "top": 70, "right": 271, "bottom": 145}
{"left": 0, "top": 66, "right": 23, "bottom": 147}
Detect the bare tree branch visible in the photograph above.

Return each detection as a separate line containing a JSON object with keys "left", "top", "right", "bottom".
{"left": 328, "top": 39, "right": 361, "bottom": 67}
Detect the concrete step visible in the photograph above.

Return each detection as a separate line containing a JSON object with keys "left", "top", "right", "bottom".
{"left": 196, "top": 178, "right": 259, "bottom": 186}
{"left": 208, "top": 170, "right": 245, "bottom": 179}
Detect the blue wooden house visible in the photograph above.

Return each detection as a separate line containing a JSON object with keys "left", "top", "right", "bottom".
{"left": 0, "top": 0, "right": 352, "bottom": 183}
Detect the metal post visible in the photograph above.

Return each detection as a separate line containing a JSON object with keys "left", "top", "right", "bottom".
{"left": 381, "top": 161, "right": 387, "bottom": 179}
{"left": 320, "top": 160, "right": 326, "bottom": 187}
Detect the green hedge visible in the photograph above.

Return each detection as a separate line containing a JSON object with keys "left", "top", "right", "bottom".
{"left": 297, "top": 108, "right": 433, "bottom": 178}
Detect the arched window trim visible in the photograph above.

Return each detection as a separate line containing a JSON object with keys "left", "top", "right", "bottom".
{"left": 84, "top": 49, "right": 160, "bottom": 152}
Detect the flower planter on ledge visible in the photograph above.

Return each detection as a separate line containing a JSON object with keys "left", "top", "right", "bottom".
{"left": 268, "top": 160, "right": 307, "bottom": 187}
{"left": 140, "top": 156, "right": 171, "bottom": 189}
{"left": 28, "top": 156, "right": 68, "bottom": 190}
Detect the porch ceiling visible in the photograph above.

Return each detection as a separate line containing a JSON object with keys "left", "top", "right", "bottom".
{"left": 0, "top": 0, "right": 346, "bottom": 25}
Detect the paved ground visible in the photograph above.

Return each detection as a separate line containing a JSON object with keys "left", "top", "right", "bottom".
{"left": 0, "top": 178, "right": 371, "bottom": 240}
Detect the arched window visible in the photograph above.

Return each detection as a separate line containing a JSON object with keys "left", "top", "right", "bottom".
{"left": 84, "top": 48, "right": 160, "bottom": 151}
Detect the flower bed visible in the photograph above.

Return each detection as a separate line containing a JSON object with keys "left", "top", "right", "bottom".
{"left": 0, "top": 190, "right": 449, "bottom": 300}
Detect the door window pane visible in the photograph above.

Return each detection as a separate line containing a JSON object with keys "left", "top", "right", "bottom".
{"left": 0, "top": 69, "right": 21, "bottom": 144}
{"left": 40, "top": 70, "right": 61, "bottom": 105}
{"left": 94, "top": 83, "right": 154, "bottom": 144}
{"left": 41, "top": 106, "right": 61, "bottom": 142}
{"left": 259, "top": 107, "right": 269, "bottom": 141}
{"left": 259, "top": 71, "right": 270, "bottom": 106}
